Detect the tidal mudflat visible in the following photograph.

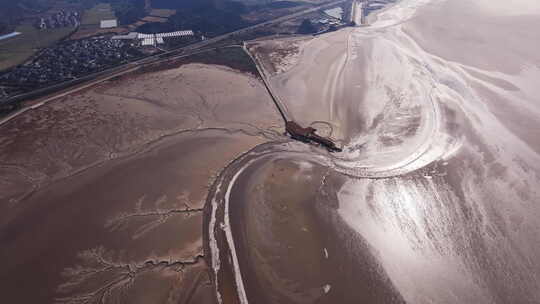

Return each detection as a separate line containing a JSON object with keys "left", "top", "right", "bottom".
{"left": 209, "top": 0, "right": 540, "bottom": 303}
{"left": 2, "top": 0, "right": 540, "bottom": 303}
{"left": 0, "top": 62, "right": 281, "bottom": 303}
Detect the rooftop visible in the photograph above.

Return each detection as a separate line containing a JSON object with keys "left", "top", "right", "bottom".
{"left": 100, "top": 19, "right": 118, "bottom": 29}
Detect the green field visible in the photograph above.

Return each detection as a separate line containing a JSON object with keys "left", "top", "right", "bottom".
{"left": 0, "top": 23, "right": 75, "bottom": 71}
{"left": 80, "top": 3, "right": 116, "bottom": 27}
{"left": 149, "top": 9, "right": 176, "bottom": 18}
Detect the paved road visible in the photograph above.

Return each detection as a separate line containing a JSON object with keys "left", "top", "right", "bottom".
{"left": 121, "top": 0, "right": 348, "bottom": 66}
{"left": 184, "top": 0, "right": 348, "bottom": 51}
{"left": 241, "top": 44, "right": 292, "bottom": 122}
{"left": 0, "top": 0, "right": 349, "bottom": 127}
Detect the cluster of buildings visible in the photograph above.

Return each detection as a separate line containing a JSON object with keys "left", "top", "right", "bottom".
{"left": 0, "top": 27, "right": 196, "bottom": 102}
{"left": 0, "top": 16, "right": 199, "bottom": 108}
{"left": 0, "top": 38, "right": 140, "bottom": 94}
{"left": 112, "top": 30, "right": 194, "bottom": 47}
{"left": 36, "top": 10, "right": 80, "bottom": 30}
{"left": 314, "top": 6, "right": 347, "bottom": 32}
{"left": 316, "top": 18, "right": 342, "bottom": 26}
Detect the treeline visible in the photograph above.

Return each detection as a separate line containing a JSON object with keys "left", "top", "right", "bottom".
{"left": 77, "top": 0, "right": 147, "bottom": 25}
{"left": 65, "top": 0, "right": 146, "bottom": 25}
{"left": 142, "top": 0, "right": 249, "bottom": 36}
{"left": 152, "top": 0, "right": 221, "bottom": 11}
{"left": 107, "top": 0, "right": 146, "bottom": 25}
{"left": 297, "top": 19, "right": 316, "bottom": 34}
{"left": 253, "top": 1, "right": 303, "bottom": 10}
{"left": 0, "top": 23, "right": 8, "bottom": 35}
{"left": 138, "top": 0, "right": 311, "bottom": 36}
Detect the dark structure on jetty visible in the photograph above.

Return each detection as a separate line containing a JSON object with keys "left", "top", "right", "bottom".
{"left": 286, "top": 121, "right": 342, "bottom": 152}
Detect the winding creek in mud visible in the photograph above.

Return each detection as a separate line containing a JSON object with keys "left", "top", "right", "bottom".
{"left": 206, "top": 0, "right": 540, "bottom": 303}
{"left": 1, "top": 0, "right": 540, "bottom": 303}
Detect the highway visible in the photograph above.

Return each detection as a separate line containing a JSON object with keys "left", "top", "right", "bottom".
{"left": 0, "top": 0, "right": 349, "bottom": 127}
{"left": 182, "top": 0, "right": 349, "bottom": 51}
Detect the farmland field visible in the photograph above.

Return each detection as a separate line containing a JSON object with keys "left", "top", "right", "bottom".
{"left": 80, "top": 3, "right": 116, "bottom": 27}
{"left": 71, "top": 3, "right": 124, "bottom": 40}
{"left": 141, "top": 16, "right": 168, "bottom": 23}
{"left": 0, "top": 23, "right": 75, "bottom": 71}
{"left": 149, "top": 8, "right": 176, "bottom": 18}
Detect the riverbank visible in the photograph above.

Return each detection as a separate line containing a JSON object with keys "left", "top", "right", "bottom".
{"left": 207, "top": 0, "right": 540, "bottom": 303}
{"left": 0, "top": 62, "right": 282, "bottom": 303}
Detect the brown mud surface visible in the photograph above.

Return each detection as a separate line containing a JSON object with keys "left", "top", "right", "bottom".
{"left": 231, "top": 157, "right": 405, "bottom": 303}
{"left": 0, "top": 62, "right": 282, "bottom": 303}
{"left": 4, "top": 0, "right": 540, "bottom": 303}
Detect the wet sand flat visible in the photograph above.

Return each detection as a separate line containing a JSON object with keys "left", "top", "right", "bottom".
{"left": 4, "top": 0, "right": 540, "bottom": 303}
{"left": 0, "top": 62, "right": 282, "bottom": 303}
{"left": 266, "top": 29, "right": 365, "bottom": 141}
{"left": 230, "top": 156, "right": 405, "bottom": 303}
{"left": 1, "top": 130, "right": 255, "bottom": 303}
{"left": 216, "top": 0, "right": 540, "bottom": 303}
{"left": 0, "top": 63, "right": 281, "bottom": 206}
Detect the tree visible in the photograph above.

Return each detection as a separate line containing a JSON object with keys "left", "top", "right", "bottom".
{"left": 298, "top": 19, "right": 316, "bottom": 34}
